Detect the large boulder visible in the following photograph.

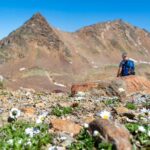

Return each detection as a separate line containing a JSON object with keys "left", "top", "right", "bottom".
{"left": 71, "top": 76, "right": 150, "bottom": 98}
{"left": 89, "top": 119, "right": 132, "bottom": 150}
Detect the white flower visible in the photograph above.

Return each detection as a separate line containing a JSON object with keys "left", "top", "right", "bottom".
{"left": 9, "top": 108, "right": 21, "bottom": 119}
{"left": 26, "top": 141, "right": 32, "bottom": 146}
{"left": 33, "top": 128, "right": 40, "bottom": 134}
{"left": 97, "top": 110, "right": 111, "bottom": 120}
{"left": 25, "top": 127, "right": 40, "bottom": 137}
{"left": 140, "top": 108, "right": 150, "bottom": 117}
{"left": 140, "top": 108, "right": 150, "bottom": 114}
{"left": 93, "top": 130, "right": 99, "bottom": 136}
{"left": 76, "top": 91, "right": 86, "bottom": 97}
{"left": 148, "top": 130, "right": 150, "bottom": 137}
{"left": 74, "top": 97, "right": 84, "bottom": 101}
{"left": 25, "top": 127, "right": 34, "bottom": 137}
{"left": 18, "top": 139, "right": 22, "bottom": 144}
{"left": 118, "top": 88, "right": 125, "bottom": 93}
{"left": 140, "top": 108, "right": 147, "bottom": 113}
{"left": 7, "top": 139, "right": 13, "bottom": 145}
{"left": 83, "top": 123, "right": 89, "bottom": 129}
{"left": 36, "top": 113, "right": 47, "bottom": 124}
{"left": 36, "top": 118, "right": 42, "bottom": 124}
{"left": 36, "top": 115, "right": 44, "bottom": 124}
{"left": 25, "top": 139, "right": 32, "bottom": 146}
{"left": 59, "top": 136, "right": 67, "bottom": 141}
{"left": 138, "top": 126, "right": 146, "bottom": 133}
{"left": 48, "top": 146, "right": 65, "bottom": 150}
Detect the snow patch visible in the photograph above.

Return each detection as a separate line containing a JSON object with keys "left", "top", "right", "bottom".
{"left": 0, "top": 75, "right": 4, "bottom": 82}
{"left": 125, "top": 30, "right": 138, "bottom": 47}
{"left": 54, "top": 82, "right": 66, "bottom": 88}
{"left": 137, "top": 37, "right": 142, "bottom": 45}
{"left": 19, "top": 68, "right": 26, "bottom": 71}
{"left": 139, "top": 61, "right": 150, "bottom": 65}
{"left": 129, "top": 58, "right": 138, "bottom": 63}
{"left": 93, "top": 65, "right": 99, "bottom": 69}
{"left": 101, "top": 32, "right": 104, "bottom": 39}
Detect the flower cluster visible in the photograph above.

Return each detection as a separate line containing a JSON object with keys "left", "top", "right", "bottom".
{"left": 9, "top": 108, "right": 21, "bottom": 119}
{"left": 25, "top": 127, "right": 40, "bottom": 137}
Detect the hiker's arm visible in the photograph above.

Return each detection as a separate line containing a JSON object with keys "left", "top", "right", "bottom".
{"left": 117, "top": 67, "right": 122, "bottom": 77}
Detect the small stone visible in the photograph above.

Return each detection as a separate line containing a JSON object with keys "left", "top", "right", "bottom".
{"left": 50, "top": 119, "right": 82, "bottom": 136}
{"left": 115, "top": 106, "right": 129, "bottom": 115}
{"left": 35, "top": 102, "right": 45, "bottom": 108}
{"left": 21, "top": 107, "right": 36, "bottom": 115}
{"left": 114, "top": 106, "right": 135, "bottom": 119}
{"left": 83, "top": 116, "right": 95, "bottom": 124}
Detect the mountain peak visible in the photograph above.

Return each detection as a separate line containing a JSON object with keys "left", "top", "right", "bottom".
{"left": 32, "top": 13, "right": 45, "bottom": 20}
{"left": 23, "top": 12, "right": 51, "bottom": 29}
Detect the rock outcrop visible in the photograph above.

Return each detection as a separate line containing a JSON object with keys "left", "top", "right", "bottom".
{"left": 71, "top": 76, "right": 150, "bottom": 98}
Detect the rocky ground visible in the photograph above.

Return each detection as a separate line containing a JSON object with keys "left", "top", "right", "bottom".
{"left": 0, "top": 76, "right": 150, "bottom": 150}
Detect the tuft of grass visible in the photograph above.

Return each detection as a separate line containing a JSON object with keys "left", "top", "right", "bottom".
{"left": 98, "top": 142, "right": 113, "bottom": 150}
{"left": 0, "top": 120, "right": 52, "bottom": 150}
{"left": 22, "top": 68, "right": 47, "bottom": 78}
{"left": 52, "top": 106, "right": 73, "bottom": 117}
{"left": 104, "top": 98, "right": 120, "bottom": 107}
{"left": 125, "top": 102, "right": 137, "bottom": 110}
{"left": 125, "top": 123, "right": 150, "bottom": 149}
{"left": 69, "top": 128, "right": 114, "bottom": 150}
{"left": 69, "top": 128, "right": 94, "bottom": 150}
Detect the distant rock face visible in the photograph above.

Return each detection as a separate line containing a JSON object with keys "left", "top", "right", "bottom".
{"left": 0, "top": 13, "right": 69, "bottom": 59}
{"left": 71, "top": 76, "right": 150, "bottom": 98}
{"left": 123, "top": 76, "right": 150, "bottom": 94}
{"left": 1, "top": 13, "right": 150, "bottom": 91}
{"left": 1, "top": 14, "right": 150, "bottom": 59}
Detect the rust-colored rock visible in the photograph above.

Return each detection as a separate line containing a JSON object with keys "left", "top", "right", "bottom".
{"left": 71, "top": 76, "right": 150, "bottom": 98}
{"left": 71, "top": 102, "right": 79, "bottom": 108}
{"left": 90, "top": 119, "right": 132, "bottom": 150}
{"left": 50, "top": 119, "right": 82, "bottom": 136}
{"left": 71, "top": 82, "right": 98, "bottom": 96}
{"left": 122, "top": 76, "right": 150, "bottom": 94}
{"left": 21, "top": 107, "right": 36, "bottom": 115}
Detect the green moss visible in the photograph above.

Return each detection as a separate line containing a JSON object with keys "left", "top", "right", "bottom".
{"left": 52, "top": 106, "right": 73, "bottom": 117}
{"left": 125, "top": 102, "right": 137, "bottom": 110}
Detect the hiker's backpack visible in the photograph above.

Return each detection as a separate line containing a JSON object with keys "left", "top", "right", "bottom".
{"left": 121, "top": 60, "right": 135, "bottom": 76}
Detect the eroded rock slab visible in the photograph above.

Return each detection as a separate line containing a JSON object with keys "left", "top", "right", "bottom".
{"left": 71, "top": 76, "right": 150, "bottom": 99}
{"left": 89, "top": 119, "right": 132, "bottom": 150}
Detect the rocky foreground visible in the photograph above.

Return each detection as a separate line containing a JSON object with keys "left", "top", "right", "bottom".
{"left": 0, "top": 76, "right": 150, "bottom": 150}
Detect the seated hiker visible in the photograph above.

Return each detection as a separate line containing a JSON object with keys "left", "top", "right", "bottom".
{"left": 117, "top": 52, "right": 135, "bottom": 77}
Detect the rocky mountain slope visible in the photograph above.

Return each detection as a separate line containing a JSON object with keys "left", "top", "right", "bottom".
{"left": 0, "top": 13, "right": 150, "bottom": 91}
{"left": 0, "top": 76, "right": 149, "bottom": 149}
